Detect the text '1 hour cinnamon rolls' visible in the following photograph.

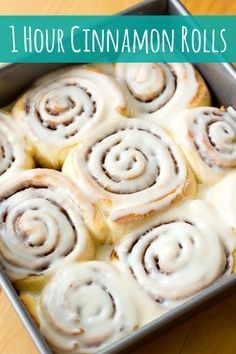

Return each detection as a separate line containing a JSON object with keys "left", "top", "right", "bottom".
{"left": 0, "top": 169, "right": 95, "bottom": 289}
{"left": 24, "top": 262, "right": 139, "bottom": 354}
{"left": 12, "top": 66, "right": 128, "bottom": 169}
{"left": 173, "top": 106, "right": 236, "bottom": 184}
{"left": 63, "top": 118, "right": 197, "bottom": 242}
{"left": 0, "top": 111, "right": 34, "bottom": 182}
{"left": 112, "top": 200, "right": 236, "bottom": 308}
{"left": 114, "top": 63, "right": 211, "bottom": 130}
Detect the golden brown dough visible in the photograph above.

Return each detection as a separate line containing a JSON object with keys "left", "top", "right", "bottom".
{"left": 173, "top": 106, "right": 236, "bottom": 184}
{"left": 63, "top": 117, "right": 197, "bottom": 242}
{"left": 0, "top": 169, "right": 97, "bottom": 291}
{"left": 112, "top": 200, "right": 236, "bottom": 307}
{"left": 114, "top": 63, "right": 211, "bottom": 131}
{"left": 21, "top": 262, "right": 139, "bottom": 354}
{"left": 12, "top": 66, "right": 128, "bottom": 169}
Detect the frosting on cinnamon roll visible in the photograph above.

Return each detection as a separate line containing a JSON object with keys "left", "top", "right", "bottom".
{"left": 112, "top": 200, "right": 236, "bottom": 308}
{"left": 115, "top": 63, "right": 211, "bottom": 130}
{"left": 62, "top": 118, "right": 197, "bottom": 242}
{"left": 173, "top": 106, "right": 236, "bottom": 184}
{"left": 0, "top": 169, "right": 95, "bottom": 281}
{"left": 0, "top": 111, "right": 34, "bottom": 182}
{"left": 37, "top": 261, "right": 138, "bottom": 353}
{"left": 208, "top": 171, "right": 236, "bottom": 234}
{"left": 12, "top": 66, "right": 128, "bottom": 169}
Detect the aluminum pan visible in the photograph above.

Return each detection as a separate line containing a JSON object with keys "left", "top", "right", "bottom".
{"left": 0, "top": 268, "right": 52, "bottom": 353}
{"left": 0, "top": 1, "right": 236, "bottom": 353}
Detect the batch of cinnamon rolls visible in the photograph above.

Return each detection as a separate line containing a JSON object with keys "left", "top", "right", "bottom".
{"left": 0, "top": 63, "right": 236, "bottom": 353}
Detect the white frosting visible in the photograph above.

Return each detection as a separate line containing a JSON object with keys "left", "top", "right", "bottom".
{"left": 114, "top": 200, "right": 236, "bottom": 308}
{"left": 0, "top": 111, "right": 33, "bottom": 181}
{"left": 37, "top": 261, "right": 138, "bottom": 354}
{"left": 173, "top": 106, "right": 236, "bottom": 184}
{"left": 3, "top": 64, "right": 236, "bottom": 353}
{"left": 95, "top": 245, "right": 168, "bottom": 325}
{"left": 63, "top": 117, "right": 187, "bottom": 223}
{"left": 207, "top": 171, "right": 236, "bottom": 232}
{"left": 12, "top": 66, "right": 127, "bottom": 167}
{"left": 115, "top": 63, "right": 199, "bottom": 130}
{"left": 0, "top": 169, "right": 95, "bottom": 280}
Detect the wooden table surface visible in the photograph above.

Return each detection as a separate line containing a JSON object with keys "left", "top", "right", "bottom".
{"left": 0, "top": 1, "right": 236, "bottom": 354}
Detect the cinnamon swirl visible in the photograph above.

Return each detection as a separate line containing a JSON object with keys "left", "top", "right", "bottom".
{"left": 12, "top": 66, "right": 128, "bottom": 169}
{"left": 0, "top": 169, "right": 95, "bottom": 289}
{"left": 22, "top": 262, "right": 139, "bottom": 353}
{"left": 62, "top": 118, "right": 197, "bottom": 242}
{"left": 114, "top": 63, "right": 211, "bottom": 130}
{"left": 112, "top": 200, "right": 236, "bottom": 308}
{"left": 173, "top": 106, "right": 236, "bottom": 184}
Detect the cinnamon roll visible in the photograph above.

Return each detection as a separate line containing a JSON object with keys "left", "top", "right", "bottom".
{"left": 0, "top": 169, "right": 96, "bottom": 288}
{"left": 62, "top": 118, "right": 197, "bottom": 242}
{"left": 173, "top": 106, "right": 236, "bottom": 184}
{"left": 114, "top": 63, "right": 211, "bottom": 130}
{"left": 12, "top": 66, "right": 128, "bottom": 169}
{"left": 0, "top": 111, "right": 34, "bottom": 182}
{"left": 112, "top": 200, "right": 236, "bottom": 308}
{"left": 208, "top": 171, "right": 236, "bottom": 234}
{"left": 22, "top": 262, "right": 139, "bottom": 354}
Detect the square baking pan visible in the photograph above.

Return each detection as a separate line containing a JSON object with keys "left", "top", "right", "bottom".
{"left": 0, "top": 0, "right": 236, "bottom": 353}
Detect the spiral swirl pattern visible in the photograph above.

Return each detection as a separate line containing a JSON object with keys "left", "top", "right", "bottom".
{"left": 0, "top": 112, "right": 33, "bottom": 181}
{"left": 37, "top": 261, "right": 138, "bottom": 353}
{"left": 113, "top": 200, "right": 236, "bottom": 307}
{"left": 115, "top": 63, "right": 210, "bottom": 130}
{"left": 174, "top": 106, "right": 236, "bottom": 184}
{"left": 63, "top": 118, "right": 192, "bottom": 227}
{"left": 0, "top": 169, "right": 95, "bottom": 280}
{"left": 13, "top": 66, "right": 127, "bottom": 168}
{"left": 117, "top": 63, "right": 176, "bottom": 112}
